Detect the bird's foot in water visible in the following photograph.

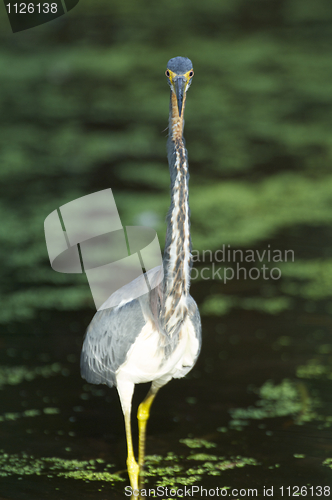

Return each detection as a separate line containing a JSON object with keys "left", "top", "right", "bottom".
{"left": 127, "top": 455, "right": 140, "bottom": 491}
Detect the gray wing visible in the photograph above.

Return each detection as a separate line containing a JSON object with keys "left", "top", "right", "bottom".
{"left": 80, "top": 266, "right": 163, "bottom": 388}
{"left": 80, "top": 298, "right": 146, "bottom": 388}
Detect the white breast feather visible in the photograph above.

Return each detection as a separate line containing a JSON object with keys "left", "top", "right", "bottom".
{"left": 116, "top": 316, "right": 199, "bottom": 386}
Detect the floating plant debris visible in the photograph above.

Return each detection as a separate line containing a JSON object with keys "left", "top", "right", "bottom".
{"left": 144, "top": 453, "right": 258, "bottom": 488}
{"left": 0, "top": 452, "right": 122, "bottom": 483}
{"left": 227, "top": 379, "right": 319, "bottom": 431}
{"left": 297, "top": 359, "right": 332, "bottom": 380}
{"left": 201, "top": 295, "right": 292, "bottom": 317}
{"left": 323, "top": 458, "right": 332, "bottom": 469}
{"left": 0, "top": 363, "right": 63, "bottom": 389}
{"left": 0, "top": 449, "right": 258, "bottom": 488}
{"left": 179, "top": 438, "right": 217, "bottom": 449}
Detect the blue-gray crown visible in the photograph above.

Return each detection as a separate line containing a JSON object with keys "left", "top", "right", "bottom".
{"left": 166, "top": 57, "right": 193, "bottom": 73}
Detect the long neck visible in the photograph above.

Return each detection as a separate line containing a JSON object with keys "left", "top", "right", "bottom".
{"left": 160, "top": 91, "right": 192, "bottom": 334}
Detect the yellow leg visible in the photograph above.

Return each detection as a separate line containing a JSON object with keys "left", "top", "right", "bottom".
{"left": 137, "top": 387, "right": 159, "bottom": 478}
{"left": 124, "top": 410, "right": 139, "bottom": 490}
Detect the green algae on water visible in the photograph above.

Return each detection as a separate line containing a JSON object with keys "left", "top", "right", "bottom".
{"left": 43, "top": 407, "right": 60, "bottom": 415}
{"left": 188, "top": 454, "right": 219, "bottom": 461}
{"left": 0, "top": 452, "right": 123, "bottom": 483}
{"left": 323, "top": 458, "right": 332, "bottom": 469}
{"left": 23, "top": 409, "right": 41, "bottom": 417}
{"left": 201, "top": 295, "right": 292, "bottom": 317}
{"left": 0, "top": 363, "right": 62, "bottom": 389}
{"left": 227, "top": 379, "right": 319, "bottom": 429}
{"left": 144, "top": 452, "right": 258, "bottom": 488}
{"left": 3, "top": 2, "right": 332, "bottom": 325}
{"left": 0, "top": 406, "right": 61, "bottom": 424}
{"left": 179, "top": 438, "right": 217, "bottom": 449}
{"left": 297, "top": 359, "right": 332, "bottom": 380}
{"left": 0, "top": 447, "right": 258, "bottom": 487}
{"left": 58, "top": 470, "right": 123, "bottom": 482}
{"left": 148, "top": 440, "right": 259, "bottom": 488}
{"left": 280, "top": 259, "right": 332, "bottom": 300}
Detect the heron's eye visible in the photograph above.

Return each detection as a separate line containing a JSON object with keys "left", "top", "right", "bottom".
{"left": 189, "top": 70, "right": 194, "bottom": 77}
{"left": 165, "top": 70, "right": 170, "bottom": 77}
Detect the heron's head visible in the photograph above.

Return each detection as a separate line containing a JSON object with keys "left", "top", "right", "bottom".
{"left": 166, "top": 56, "right": 194, "bottom": 117}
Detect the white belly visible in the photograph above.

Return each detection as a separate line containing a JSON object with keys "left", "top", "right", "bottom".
{"left": 116, "top": 316, "right": 199, "bottom": 386}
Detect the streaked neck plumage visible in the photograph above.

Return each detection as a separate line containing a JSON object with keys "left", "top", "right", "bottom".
{"left": 161, "top": 90, "right": 192, "bottom": 336}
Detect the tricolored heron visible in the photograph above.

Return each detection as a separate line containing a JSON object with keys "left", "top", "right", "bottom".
{"left": 80, "top": 56, "right": 201, "bottom": 490}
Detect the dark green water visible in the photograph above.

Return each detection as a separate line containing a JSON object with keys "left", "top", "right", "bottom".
{"left": 1, "top": 233, "right": 332, "bottom": 499}
{"left": 1, "top": 1, "right": 332, "bottom": 498}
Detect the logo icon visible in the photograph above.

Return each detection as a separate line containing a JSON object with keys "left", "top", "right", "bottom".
{"left": 44, "top": 189, "right": 163, "bottom": 310}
